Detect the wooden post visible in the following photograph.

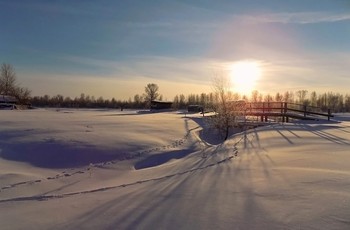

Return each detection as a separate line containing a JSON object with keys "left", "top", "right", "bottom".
{"left": 328, "top": 109, "right": 331, "bottom": 121}
{"left": 285, "top": 102, "right": 289, "bottom": 122}
{"left": 265, "top": 102, "right": 268, "bottom": 122}
{"left": 281, "top": 102, "right": 284, "bottom": 122}
{"left": 303, "top": 105, "right": 307, "bottom": 118}
{"left": 262, "top": 102, "right": 265, "bottom": 114}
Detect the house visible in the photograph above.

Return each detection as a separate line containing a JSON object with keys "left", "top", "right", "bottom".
{"left": 150, "top": 100, "right": 173, "bottom": 110}
{"left": 0, "top": 95, "right": 18, "bottom": 104}
{"left": 0, "top": 95, "right": 18, "bottom": 109}
{"left": 187, "top": 105, "right": 203, "bottom": 113}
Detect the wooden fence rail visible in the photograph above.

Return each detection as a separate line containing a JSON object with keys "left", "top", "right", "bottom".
{"left": 236, "top": 102, "right": 333, "bottom": 122}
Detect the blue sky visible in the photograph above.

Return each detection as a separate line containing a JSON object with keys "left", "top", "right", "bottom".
{"left": 1, "top": 0, "right": 349, "bottom": 99}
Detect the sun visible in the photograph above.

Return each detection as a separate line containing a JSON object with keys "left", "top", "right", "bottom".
{"left": 229, "top": 61, "right": 261, "bottom": 95}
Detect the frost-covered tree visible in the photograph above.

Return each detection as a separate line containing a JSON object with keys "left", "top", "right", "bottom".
{"left": 210, "top": 74, "right": 240, "bottom": 140}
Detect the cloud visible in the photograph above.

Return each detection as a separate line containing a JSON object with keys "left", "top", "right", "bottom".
{"left": 60, "top": 55, "right": 222, "bottom": 84}
{"left": 0, "top": 1, "right": 94, "bottom": 16}
{"left": 244, "top": 11, "right": 350, "bottom": 24}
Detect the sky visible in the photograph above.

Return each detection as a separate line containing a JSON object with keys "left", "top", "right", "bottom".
{"left": 1, "top": 0, "right": 349, "bottom": 100}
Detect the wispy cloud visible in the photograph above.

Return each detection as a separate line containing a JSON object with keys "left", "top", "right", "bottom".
{"left": 59, "top": 55, "right": 220, "bottom": 84}
{"left": 245, "top": 11, "right": 350, "bottom": 24}
{"left": 0, "top": 1, "right": 94, "bottom": 16}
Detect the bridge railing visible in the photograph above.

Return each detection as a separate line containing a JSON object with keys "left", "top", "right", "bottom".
{"left": 229, "top": 101, "right": 333, "bottom": 122}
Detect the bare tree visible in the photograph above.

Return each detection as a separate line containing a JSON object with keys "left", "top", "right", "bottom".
{"left": 264, "top": 93, "right": 273, "bottom": 102}
{"left": 13, "top": 86, "right": 31, "bottom": 104}
{"left": 310, "top": 91, "right": 317, "bottom": 107}
{"left": 283, "top": 91, "right": 294, "bottom": 103}
{"left": 296, "top": 90, "right": 308, "bottom": 104}
{"left": 251, "top": 90, "right": 259, "bottom": 102}
{"left": 0, "top": 63, "right": 17, "bottom": 95}
{"left": 0, "top": 63, "right": 31, "bottom": 104}
{"left": 144, "top": 83, "right": 160, "bottom": 107}
{"left": 133, "top": 94, "right": 145, "bottom": 108}
{"left": 274, "top": 92, "right": 283, "bottom": 102}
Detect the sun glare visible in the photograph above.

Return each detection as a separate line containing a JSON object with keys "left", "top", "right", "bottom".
{"left": 229, "top": 61, "right": 262, "bottom": 95}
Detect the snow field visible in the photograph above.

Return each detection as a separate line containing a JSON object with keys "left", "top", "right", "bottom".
{"left": 0, "top": 109, "right": 350, "bottom": 229}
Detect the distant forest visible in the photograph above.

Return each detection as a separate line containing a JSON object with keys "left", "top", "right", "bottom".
{"left": 30, "top": 90, "right": 350, "bottom": 113}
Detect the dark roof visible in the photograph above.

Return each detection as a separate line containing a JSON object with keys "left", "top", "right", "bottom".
{"left": 151, "top": 100, "right": 173, "bottom": 104}
{"left": 0, "top": 95, "right": 18, "bottom": 103}
{"left": 150, "top": 100, "right": 173, "bottom": 110}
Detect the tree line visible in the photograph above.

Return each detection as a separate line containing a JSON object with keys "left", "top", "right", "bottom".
{"left": 30, "top": 83, "right": 163, "bottom": 109}
{"left": 173, "top": 90, "right": 350, "bottom": 113}
{"left": 29, "top": 88, "right": 350, "bottom": 113}
{"left": 1, "top": 63, "right": 350, "bottom": 113}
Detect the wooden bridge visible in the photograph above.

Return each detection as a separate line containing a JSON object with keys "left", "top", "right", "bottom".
{"left": 233, "top": 102, "right": 333, "bottom": 123}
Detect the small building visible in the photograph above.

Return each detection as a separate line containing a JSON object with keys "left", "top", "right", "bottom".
{"left": 150, "top": 100, "right": 173, "bottom": 110}
{"left": 0, "top": 95, "right": 18, "bottom": 110}
{"left": 187, "top": 105, "right": 203, "bottom": 113}
{"left": 0, "top": 95, "right": 17, "bottom": 104}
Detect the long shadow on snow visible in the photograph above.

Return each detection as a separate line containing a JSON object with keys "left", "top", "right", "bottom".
{"left": 276, "top": 121, "right": 350, "bottom": 145}
{"left": 134, "top": 148, "right": 194, "bottom": 170}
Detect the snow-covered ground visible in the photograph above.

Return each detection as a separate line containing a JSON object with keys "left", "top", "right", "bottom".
{"left": 1, "top": 109, "right": 350, "bottom": 230}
